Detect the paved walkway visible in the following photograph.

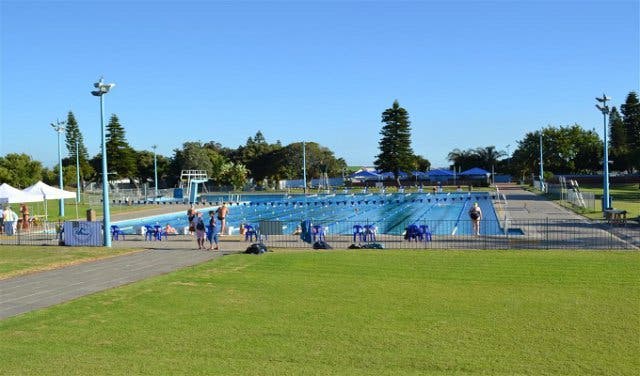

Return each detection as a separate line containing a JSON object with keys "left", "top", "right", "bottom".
{"left": 0, "top": 249, "right": 221, "bottom": 320}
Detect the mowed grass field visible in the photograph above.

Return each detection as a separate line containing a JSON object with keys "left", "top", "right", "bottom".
{"left": 1, "top": 250, "right": 638, "bottom": 375}
{"left": 0, "top": 245, "right": 140, "bottom": 280}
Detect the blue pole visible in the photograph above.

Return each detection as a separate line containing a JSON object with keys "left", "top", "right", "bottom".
{"left": 57, "top": 127, "right": 65, "bottom": 217}
{"left": 602, "top": 106, "right": 610, "bottom": 211}
{"left": 153, "top": 145, "right": 158, "bottom": 197}
{"left": 76, "top": 138, "right": 81, "bottom": 202}
{"left": 539, "top": 131, "right": 544, "bottom": 191}
{"left": 302, "top": 141, "right": 307, "bottom": 195}
{"left": 100, "top": 93, "right": 111, "bottom": 247}
{"left": 596, "top": 94, "right": 611, "bottom": 212}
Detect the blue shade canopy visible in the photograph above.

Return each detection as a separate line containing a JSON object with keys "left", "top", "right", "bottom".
{"left": 460, "top": 167, "right": 490, "bottom": 175}
{"left": 348, "top": 170, "right": 381, "bottom": 180}
{"left": 427, "top": 169, "right": 454, "bottom": 177}
{"left": 411, "top": 171, "right": 428, "bottom": 178}
{"left": 377, "top": 171, "right": 409, "bottom": 178}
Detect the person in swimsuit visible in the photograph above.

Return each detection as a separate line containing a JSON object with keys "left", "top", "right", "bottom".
{"left": 215, "top": 203, "right": 229, "bottom": 235}
{"left": 187, "top": 205, "right": 196, "bottom": 234}
{"left": 468, "top": 202, "right": 482, "bottom": 235}
{"left": 20, "top": 203, "right": 29, "bottom": 230}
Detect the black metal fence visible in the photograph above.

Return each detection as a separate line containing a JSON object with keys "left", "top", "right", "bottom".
{"left": 251, "top": 219, "right": 638, "bottom": 250}
{"left": 0, "top": 219, "right": 637, "bottom": 250}
{"left": 0, "top": 221, "right": 63, "bottom": 246}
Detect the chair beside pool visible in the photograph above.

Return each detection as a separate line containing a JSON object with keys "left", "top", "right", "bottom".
{"left": 363, "top": 224, "right": 377, "bottom": 242}
{"left": 111, "top": 225, "right": 125, "bottom": 241}
{"left": 144, "top": 225, "right": 161, "bottom": 241}
{"left": 353, "top": 224, "right": 364, "bottom": 242}
{"left": 312, "top": 225, "right": 325, "bottom": 242}
{"left": 244, "top": 224, "right": 258, "bottom": 242}
{"left": 419, "top": 225, "right": 432, "bottom": 242}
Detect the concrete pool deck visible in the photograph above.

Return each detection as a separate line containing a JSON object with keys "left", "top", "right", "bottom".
{"left": 1, "top": 185, "right": 637, "bottom": 320}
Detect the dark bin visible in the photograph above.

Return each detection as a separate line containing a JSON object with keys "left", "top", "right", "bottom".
{"left": 86, "top": 209, "right": 96, "bottom": 221}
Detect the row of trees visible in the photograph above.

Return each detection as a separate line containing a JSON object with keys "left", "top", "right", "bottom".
{"left": 2, "top": 92, "right": 638, "bottom": 190}
{"left": 376, "top": 93, "right": 639, "bottom": 184}
{"left": 1, "top": 111, "right": 348, "bottom": 190}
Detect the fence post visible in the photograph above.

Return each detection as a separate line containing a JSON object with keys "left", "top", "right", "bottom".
{"left": 545, "top": 217, "right": 549, "bottom": 250}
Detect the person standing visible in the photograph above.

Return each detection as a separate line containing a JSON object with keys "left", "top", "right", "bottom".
{"left": 187, "top": 205, "right": 196, "bottom": 235}
{"left": 216, "top": 203, "right": 229, "bottom": 235}
{"left": 206, "top": 211, "right": 219, "bottom": 250}
{"left": 195, "top": 212, "right": 206, "bottom": 249}
{"left": 4, "top": 206, "right": 18, "bottom": 235}
{"left": 20, "top": 203, "right": 29, "bottom": 230}
{"left": 468, "top": 202, "right": 482, "bottom": 235}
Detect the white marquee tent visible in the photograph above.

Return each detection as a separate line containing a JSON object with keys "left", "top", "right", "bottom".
{"left": 22, "top": 181, "right": 78, "bottom": 220}
{"left": 23, "top": 181, "right": 76, "bottom": 200}
{"left": 0, "top": 183, "right": 43, "bottom": 204}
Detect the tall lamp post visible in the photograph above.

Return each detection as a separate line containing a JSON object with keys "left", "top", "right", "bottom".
{"left": 539, "top": 131, "right": 544, "bottom": 191}
{"left": 75, "top": 138, "right": 81, "bottom": 202}
{"left": 91, "top": 77, "right": 116, "bottom": 247}
{"left": 152, "top": 144, "right": 158, "bottom": 197}
{"left": 595, "top": 94, "right": 611, "bottom": 212}
{"left": 51, "top": 120, "right": 67, "bottom": 217}
{"left": 302, "top": 141, "right": 307, "bottom": 195}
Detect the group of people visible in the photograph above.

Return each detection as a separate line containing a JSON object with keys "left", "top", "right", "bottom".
{"left": 186, "top": 203, "right": 228, "bottom": 250}
{"left": 1, "top": 204, "right": 30, "bottom": 235}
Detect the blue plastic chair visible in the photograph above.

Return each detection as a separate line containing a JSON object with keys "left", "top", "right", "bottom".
{"left": 353, "top": 224, "right": 364, "bottom": 242}
{"left": 364, "top": 224, "right": 377, "bottom": 242}
{"left": 419, "top": 225, "right": 432, "bottom": 242}
{"left": 144, "top": 225, "right": 155, "bottom": 241}
{"left": 154, "top": 225, "right": 163, "bottom": 241}
{"left": 111, "top": 225, "right": 125, "bottom": 240}
{"left": 404, "top": 224, "right": 420, "bottom": 242}
{"left": 244, "top": 224, "right": 257, "bottom": 242}
{"left": 312, "top": 225, "right": 325, "bottom": 242}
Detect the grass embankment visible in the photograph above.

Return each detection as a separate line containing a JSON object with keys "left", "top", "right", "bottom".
{"left": 577, "top": 184, "right": 640, "bottom": 219}
{"left": 1, "top": 250, "right": 638, "bottom": 375}
{"left": 0, "top": 246, "right": 140, "bottom": 280}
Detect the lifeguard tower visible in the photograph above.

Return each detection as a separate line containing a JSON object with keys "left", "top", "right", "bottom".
{"left": 180, "top": 170, "right": 209, "bottom": 204}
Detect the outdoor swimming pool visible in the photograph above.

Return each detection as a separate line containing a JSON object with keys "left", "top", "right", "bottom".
{"left": 114, "top": 192, "right": 504, "bottom": 236}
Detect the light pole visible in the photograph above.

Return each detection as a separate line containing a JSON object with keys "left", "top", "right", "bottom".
{"left": 152, "top": 144, "right": 158, "bottom": 198}
{"left": 75, "top": 138, "right": 81, "bottom": 202}
{"left": 595, "top": 94, "right": 611, "bottom": 212}
{"left": 302, "top": 141, "right": 307, "bottom": 195}
{"left": 539, "top": 131, "right": 544, "bottom": 191}
{"left": 91, "top": 77, "right": 116, "bottom": 247}
{"left": 51, "top": 119, "right": 67, "bottom": 217}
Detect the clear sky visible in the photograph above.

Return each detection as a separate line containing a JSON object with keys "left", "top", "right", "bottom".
{"left": 1, "top": 0, "right": 638, "bottom": 171}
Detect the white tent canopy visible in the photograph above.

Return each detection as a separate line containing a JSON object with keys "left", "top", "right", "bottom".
{"left": 23, "top": 181, "right": 76, "bottom": 200}
{"left": 0, "top": 183, "right": 44, "bottom": 204}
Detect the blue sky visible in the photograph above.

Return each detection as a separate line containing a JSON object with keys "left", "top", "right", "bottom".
{"left": 1, "top": 0, "right": 638, "bottom": 171}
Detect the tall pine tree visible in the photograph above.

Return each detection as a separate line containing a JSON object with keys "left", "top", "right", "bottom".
{"left": 374, "top": 100, "right": 415, "bottom": 186}
{"left": 106, "top": 114, "right": 137, "bottom": 181}
{"left": 608, "top": 107, "right": 629, "bottom": 172}
{"left": 620, "top": 92, "right": 640, "bottom": 172}
{"left": 64, "top": 111, "right": 94, "bottom": 182}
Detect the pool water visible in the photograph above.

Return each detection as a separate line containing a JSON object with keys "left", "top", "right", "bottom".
{"left": 114, "top": 192, "right": 504, "bottom": 236}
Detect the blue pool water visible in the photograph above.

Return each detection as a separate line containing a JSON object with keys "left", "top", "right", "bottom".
{"left": 114, "top": 192, "right": 504, "bottom": 236}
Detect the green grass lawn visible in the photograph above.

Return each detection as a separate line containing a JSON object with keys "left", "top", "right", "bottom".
{"left": 0, "top": 245, "right": 140, "bottom": 280}
{"left": 3, "top": 200, "right": 169, "bottom": 222}
{"left": 577, "top": 184, "right": 640, "bottom": 219}
{"left": 1, "top": 250, "right": 638, "bottom": 375}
